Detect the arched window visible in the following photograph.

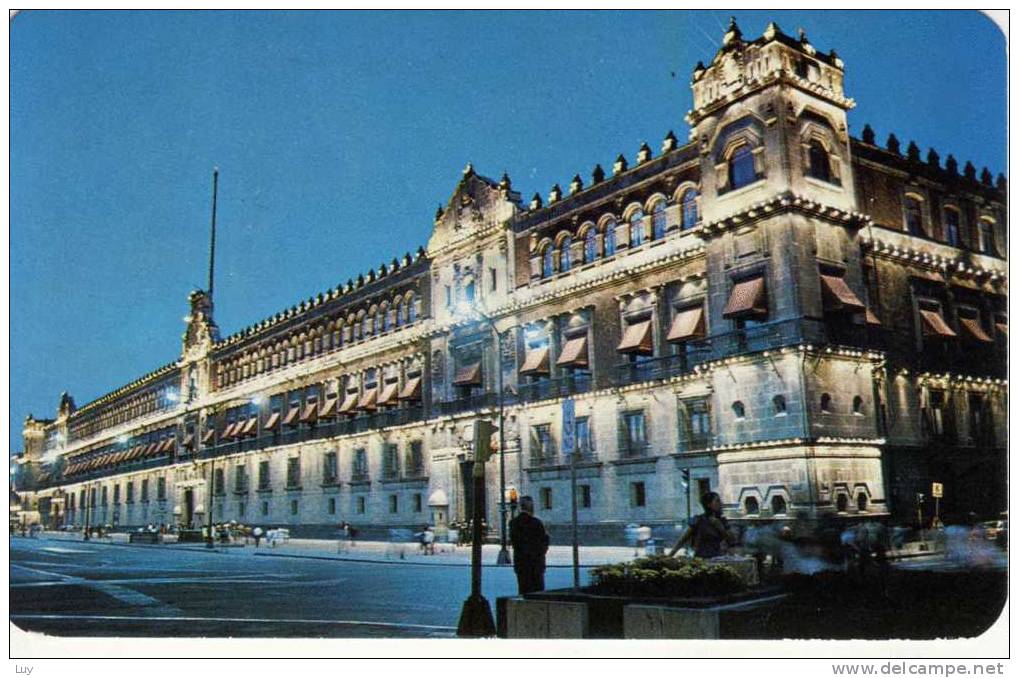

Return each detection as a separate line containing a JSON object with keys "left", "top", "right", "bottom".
{"left": 732, "top": 401, "right": 746, "bottom": 420}
{"left": 378, "top": 306, "right": 388, "bottom": 333}
{"left": 904, "top": 195, "right": 925, "bottom": 236}
{"left": 807, "top": 140, "right": 832, "bottom": 182}
{"left": 773, "top": 395, "right": 787, "bottom": 416}
{"left": 744, "top": 496, "right": 760, "bottom": 515}
{"left": 978, "top": 218, "right": 996, "bottom": 255}
{"left": 394, "top": 301, "right": 403, "bottom": 327}
{"left": 651, "top": 200, "right": 667, "bottom": 239}
{"left": 857, "top": 492, "right": 868, "bottom": 512}
{"left": 729, "top": 145, "right": 757, "bottom": 190}
{"left": 771, "top": 495, "right": 787, "bottom": 515}
{"left": 943, "top": 207, "right": 961, "bottom": 247}
{"left": 362, "top": 314, "right": 372, "bottom": 337}
{"left": 560, "top": 236, "right": 572, "bottom": 272}
{"left": 852, "top": 396, "right": 864, "bottom": 416}
{"left": 584, "top": 228, "right": 598, "bottom": 263}
{"left": 629, "top": 210, "right": 645, "bottom": 247}
{"left": 836, "top": 493, "right": 849, "bottom": 513}
{"left": 680, "top": 189, "right": 699, "bottom": 230}
{"left": 407, "top": 295, "right": 417, "bottom": 323}
{"left": 820, "top": 393, "right": 832, "bottom": 413}
{"left": 603, "top": 220, "right": 617, "bottom": 256}
{"left": 541, "top": 244, "right": 555, "bottom": 278}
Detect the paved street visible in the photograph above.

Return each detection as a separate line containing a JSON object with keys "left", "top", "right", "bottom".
{"left": 10, "top": 536, "right": 595, "bottom": 638}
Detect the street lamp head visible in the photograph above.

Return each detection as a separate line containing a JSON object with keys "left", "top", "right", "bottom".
{"left": 250, "top": 395, "right": 263, "bottom": 406}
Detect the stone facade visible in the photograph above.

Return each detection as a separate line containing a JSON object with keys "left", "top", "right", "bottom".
{"left": 21, "top": 20, "right": 1006, "bottom": 542}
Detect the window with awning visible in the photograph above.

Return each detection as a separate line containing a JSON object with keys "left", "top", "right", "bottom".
{"left": 959, "top": 315, "right": 993, "bottom": 343}
{"left": 819, "top": 273, "right": 865, "bottom": 312}
{"left": 722, "top": 276, "right": 768, "bottom": 319}
{"left": 357, "top": 388, "right": 378, "bottom": 412}
{"left": 241, "top": 417, "right": 259, "bottom": 437}
{"left": 262, "top": 412, "right": 280, "bottom": 431}
{"left": 202, "top": 429, "right": 216, "bottom": 445}
{"left": 557, "top": 335, "right": 589, "bottom": 368}
{"left": 222, "top": 422, "right": 238, "bottom": 440}
{"left": 666, "top": 307, "right": 706, "bottom": 343}
{"left": 617, "top": 320, "right": 653, "bottom": 355}
{"left": 995, "top": 318, "right": 1008, "bottom": 337}
{"left": 377, "top": 381, "right": 399, "bottom": 407}
{"left": 282, "top": 407, "right": 300, "bottom": 427}
{"left": 338, "top": 392, "right": 359, "bottom": 415}
{"left": 864, "top": 307, "right": 882, "bottom": 326}
{"left": 399, "top": 376, "right": 422, "bottom": 401}
{"left": 318, "top": 398, "right": 337, "bottom": 419}
{"left": 453, "top": 362, "right": 482, "bottom": 386}
{"left": 300, "top": 400, "right": 318, "bottom": 424}
{"left": 519, "top": 346, "right": 550, "bottom": 376}
{"left": 182, "top": 433, "right": 195, "bottom": 449}
{"left": 919, "top": 308, "right": 957, "bottom": 337}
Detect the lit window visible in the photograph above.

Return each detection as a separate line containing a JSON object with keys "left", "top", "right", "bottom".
{"left": 629, "top": 210, "right": 644, "bottom": 247}
{"left": 680, "top": 189, "right": 699, "bottom": 229}
{"left": 807, "top": 140, "right": 832, "bottom": 182}
{"left": 603, "top": 220, "right": 617, "bottom": 256}
{"left": 651, "top": 200, "right": 667, "bottom": 239}
{"left": 584, "top": 228, "right": 598, "bottom": 263}
{"left": 729, "top": 145, "right": 757, "bottom": 190}
{"left": 904, "top": 196, "right": 925, "bottom": 236}
{"left": 560, "top": 237, "right": 572, "bottom": 272}
{"left": 943, "top": 208, "right": 961, "bottom": 247}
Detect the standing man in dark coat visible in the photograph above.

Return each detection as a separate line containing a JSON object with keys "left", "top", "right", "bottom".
{"left": 509, "top": 495, "right": 550, "bottom": 594}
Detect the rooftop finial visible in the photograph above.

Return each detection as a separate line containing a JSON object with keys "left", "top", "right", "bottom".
{"left": 722, "top": 17, "right": 742, "bottom": 47}
{"left": 861, "top": 124, "right": 876, "bottom": 145}
{"left": 463, "top": 161, "right": 474, "bottom": 176}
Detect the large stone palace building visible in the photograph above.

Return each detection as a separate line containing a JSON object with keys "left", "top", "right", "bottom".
{"left": 16, "top": 20, "right": 1007, "bottom": 543}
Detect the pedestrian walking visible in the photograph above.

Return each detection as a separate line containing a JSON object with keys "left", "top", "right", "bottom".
{"left": 509, "top": 495, "right": 550, "bottom": 595}
{"left": 253, "top": 526, "right": 263, "bottom": 548}
{"left": 667, "top": 491, "right": 736, "bottom": 559}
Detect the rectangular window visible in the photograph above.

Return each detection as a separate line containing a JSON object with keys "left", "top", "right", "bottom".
{"left": 113, "top": 484, "right": 120, "bottom": 505}
{"left": 532, "top": 424, "right": 555, "bottom": 463}
{"left": 323, "top": 452, "right": 338, "bottom": 484}
{"left": 580, "top": 484, "right": 592, "bottom": 509}
{"left": 261, "top": 501, "right": 269, "bottom": 516}
{"left": 679, "top": 398, "right": 711, "bottom": 451}
{"left": 969, "top": 393, "right": 991, "bottom": 441}
{"left": 489, "top": 267, "right": 497, "bottom": 292}
{"left": 356, "top": 496, "right": 366, "bottom": 514}
{"left": 383, "top": 443, "right": 400, "bottom": 479}
{"left": 327, "top": 497, "right": 336, "bottom": 515}
{"left": 389, "top": 495, "right": 399, "bottom": 514}
{"left": 621, "top": 411, "right": 648, "bottom": 458}
{"left": 235, "top": 465, "right": 248, "bottom": 493}
{"left": 540, "top": 487, "right": 553, "bottom": 510}
{"left": 214, "top": 468, "right": 225, "bottom": 495}
{"left": 927, "top": 389, "right": 946, "bottom": 437}
{"left": 286, "top": 457, "right": 301, "bottom": 488}
{"left": 353, "top": 448, "right": 368, "bottom": 481}
{"left": 575, "top": 417, "right": 594, "bottom": 457}
{"left": 239, "top": 501, "right": 246, "bottom": 516}
{"left": 141, "top": 479, "right": 149, "bottom": 502}
{"left": 407, "top": 441, "right": 424, "bottom": 478}
{"left": 445, "top": 285, "right": 452, "bottom": 308}
{"left": 413, "top": 493, "right": 423, "bottom": 513}
{"left": 631, "top": 481, "right": 646, "bottom": 508}
{"left": 126, "top": 481, "right": 134, "bottom": 504}
{"left": 258, "top": 460, "right": 271, "bottom": 490}
{"left": 100, "top": 486, "right": 108, "bottom": 506}
{"left": 156, "top": 477, "right": 166, "bottom": 501}
{"left": 290, "top": 499, "right": 299, "bottom": 515}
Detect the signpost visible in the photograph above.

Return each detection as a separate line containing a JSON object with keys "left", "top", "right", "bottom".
{"left": 562, "top": 398, "right": 580, "bottom": 589}
{"left": 457, "top": 418, "right": 498, "bottom": 637}
{"left": 931, "top": 482, "right": 943, "bottom": 524}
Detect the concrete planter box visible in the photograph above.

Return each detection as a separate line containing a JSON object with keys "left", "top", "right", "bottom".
{"left": 128, "top": 532, "right": 162, "bottom": 544}
{"left": 499, "top": 586, "right": 784, "bottom": 639}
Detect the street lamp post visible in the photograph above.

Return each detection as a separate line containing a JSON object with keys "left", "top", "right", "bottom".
{"left": 82, "top": 481, "right": 91, "bottom": 541}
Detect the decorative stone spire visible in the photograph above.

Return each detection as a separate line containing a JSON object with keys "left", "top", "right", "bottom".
{"left": 763, "top": 21, "right": 782, "bottom": 40}
{"left": 499, "top": 172, "right": 512, "bottom": 191}
{"left": 980, "top": 167, "right": 993, "bottom": 186}
{"left": 529, "top": 192, "right": 543, "bottom": 210}
{"left": 435, "top": 204, "right": 444, "bottom": 221}
{"left": 964, "top": 161, "right": 977, "bottom": 181}
{"left": 906, "top": 141, "right": 921, "bottom": 162}
{"left": 692, "top": 61, "right": 707, "bottom": 81}
{"left": 662, "top": 130, "right": 678, "bottom": 153}
{"left": 613, "top": 154, "right": 628, "bottom": 175}
{"left": 636, "top": 141, "right": 652, "bottom": 164}
{"left": 996, "top": 173, "right": 1007, "bottom": 192}
{"left": 722, "top": 16, "right": 742, "bottom": 48}
{"left": 591, "top": 164, "right": 606, "bottom": 184}
{"left": 569, "top": 174, "right": 584, "bottom": 195}
{"left": 861, "top": 124, "right": 876, "bottom": 145}
{"left": 548, "top": 184, "right": 562, "bottom": 204}
{"left": 926, "top": 148, "right": 940, "bottom": 168}
{"left": 463, "top": 161, "right": 474, "bottom": 177}
{"left": 945, "top": 154, "right": 959, "bottom": 175}
{"left": 885, "top": 133, "right": 901, "bottom": 155}
{"left": 357, "top": 274, "right": 364, "bottom": 287}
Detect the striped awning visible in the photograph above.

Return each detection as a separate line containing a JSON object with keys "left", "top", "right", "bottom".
{"left": 202, "top": 429, "right": 216, "bottom": 445}
{"left": 519, "top": 347, "right": 550, "bottom": 375}
{"left": 919, "top": 309, "right": 957, "bottom": 337}
{"left": 864, "top": 307, "right": 882, "bottom": 326}
{"left": 556, "top": 336, "right": 589, "bottom": 368}
{"left": 722, "top": 276, "right": 768, "bottom": 319}
{"left": 357, "top": 388, "right": 378, "bottom": 412}
{"left": 820, "top": 274, "right": 865, "bottom": 312}
{"left": 319, "top": 398, "right": 338, "bottom": 419}
{"left": 995, "top": 322, "right": 1008, "bottom": 337}
{"left": 300, "top": 402, "right": 318, "bottom": 423}
{"left": 283, "top": 407, "right": 300, "bottom": 427}
{"left": 959, "top": 317, "right": 993, "bottom": 343}
{"left": 338, "top": 392, "right": 359, "bottom": 414}
{"left": 617, "top": 320, "right": 653, "bottom": 355}
{"left": 399, "top": 377, "right": 422, "bottom": 401}
{"left": 241, "top": 416, "right": 259, "bottom": 436}
{"left": 182, "top": 433, "right": 195, "bottom": 449}
{"left": 222, "top": 422, "right": 239, "bottom": 440}
{"left": 453, "top": 363, "right": 483, "bottom": 386}
{"left": 377, "top": 382, "right": 399, "bottom": 407}
{"left": 666, "top": 307, "right": 706, "bottom": 343}
{"left": 263, "top": 412, "right": 281, "bottom": 431}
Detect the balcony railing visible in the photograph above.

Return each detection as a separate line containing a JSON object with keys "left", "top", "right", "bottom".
{"left": 435, "top": 391, "right": 499, "bottom": 416}
{"left": 516, "top": 373, "right": 593, "bottom": 403}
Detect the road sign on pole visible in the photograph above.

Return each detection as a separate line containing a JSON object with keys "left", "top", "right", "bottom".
{"left": 931, "top": 482, "right": 943, "bottom": 498}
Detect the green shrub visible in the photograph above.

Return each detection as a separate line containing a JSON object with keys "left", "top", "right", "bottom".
{"left": 590, "top": 555, "right": 745, "bottom": 598}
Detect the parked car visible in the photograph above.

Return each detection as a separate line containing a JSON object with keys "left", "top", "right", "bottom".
{"left": 981, "top": 514, "right": 1008, "bottom": 547}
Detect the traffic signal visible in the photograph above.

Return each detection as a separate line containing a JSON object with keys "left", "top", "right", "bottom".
{"left": 680, "top": 468, "right": 690, "bottom": 487}
{"left": 473, "top": 419, "right": 499, "bottom": 464}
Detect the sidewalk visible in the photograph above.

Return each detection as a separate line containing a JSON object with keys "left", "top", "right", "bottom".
{"left": 33, "top": 530, "right": 644, "bottom": 567}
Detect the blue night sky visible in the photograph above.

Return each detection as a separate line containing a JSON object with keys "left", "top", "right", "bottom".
{"left": 9, "top": 10, "right": 1006, "bottom": 453}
